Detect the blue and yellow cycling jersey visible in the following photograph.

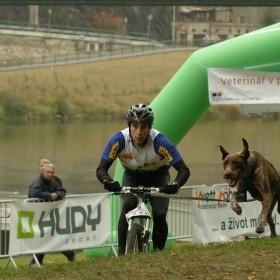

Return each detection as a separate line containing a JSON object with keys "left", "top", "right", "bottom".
{"left": 101, "top": 128, "right": 182, "bottom": 173}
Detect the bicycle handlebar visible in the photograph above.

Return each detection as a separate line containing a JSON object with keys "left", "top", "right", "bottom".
{"left": 114, "top": 186, "right": 161, "bottom": 194}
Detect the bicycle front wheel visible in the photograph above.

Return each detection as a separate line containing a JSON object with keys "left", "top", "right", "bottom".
{"left": 125, "top": 223, "right": 143, "bottom": 254}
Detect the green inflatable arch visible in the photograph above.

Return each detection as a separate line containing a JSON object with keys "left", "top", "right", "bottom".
{"left": 84, "top": 22, "right": 280, "bottom": 257}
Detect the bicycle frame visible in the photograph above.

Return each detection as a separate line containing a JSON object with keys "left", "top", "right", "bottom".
{"left": 126, "top": 195, "right": 151, "bottom": 253}
{"left": 118, "top": 186, "right": 160, "bottom": 254}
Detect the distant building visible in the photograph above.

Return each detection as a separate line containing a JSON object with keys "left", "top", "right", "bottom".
{"left": 175, "top": 6, "right": 268, "bottom": 46}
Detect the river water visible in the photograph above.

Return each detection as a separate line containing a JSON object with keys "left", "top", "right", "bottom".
{"left": 0, "top": 117, "right": 279, "bottom": 197}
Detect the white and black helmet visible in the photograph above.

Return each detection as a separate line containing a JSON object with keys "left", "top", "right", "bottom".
{"left": 126, "top": 104, "right": 154, "bottom": 127}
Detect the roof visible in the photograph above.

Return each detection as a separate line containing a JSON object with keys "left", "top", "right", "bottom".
{"left": 180, "top": 6, "right": 230, "bottom": 14}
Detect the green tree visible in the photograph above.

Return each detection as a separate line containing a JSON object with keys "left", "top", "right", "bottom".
{"left": 261, "top": 8, "right": 279, "bottom": 26}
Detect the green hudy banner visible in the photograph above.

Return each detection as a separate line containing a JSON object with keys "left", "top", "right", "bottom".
{"left": 9, "top": 194, "right": 111, "bottom": 256}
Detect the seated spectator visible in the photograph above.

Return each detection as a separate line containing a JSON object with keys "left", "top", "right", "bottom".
{"left": 28, "top": 162, "right": 75, "bottom": 265}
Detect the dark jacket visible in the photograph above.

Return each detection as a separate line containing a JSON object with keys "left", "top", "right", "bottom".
{"left": 53, "top": 175, "right": 62, "bottom": 187}
{"left": 28, "top": 173, "right": 66, "bottom": 201}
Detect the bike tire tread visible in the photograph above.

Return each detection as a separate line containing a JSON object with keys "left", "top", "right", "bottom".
{"left": 125, "top": 223, "right": 143, "bottom": 254}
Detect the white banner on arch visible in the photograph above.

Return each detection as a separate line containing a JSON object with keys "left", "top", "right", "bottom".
{"left": 208, "top": 68, "right": 280, "bottom": 105}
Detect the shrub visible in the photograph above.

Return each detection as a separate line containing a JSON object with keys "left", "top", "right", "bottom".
{"left": 53, "top": 94, "right": 68, "bottom": 116}
{"left": 0, "top": 91, "right": 28, "bottom": 123}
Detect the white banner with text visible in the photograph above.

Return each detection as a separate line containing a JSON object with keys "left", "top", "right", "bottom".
{"left": 9, "top": 194, "right": 111, "bottom": 255}
{"left": 191, "top": 184, "right": 280, "bottom": 244}
{"left": 208, "top": 68, "right": 280, "bottom": 105}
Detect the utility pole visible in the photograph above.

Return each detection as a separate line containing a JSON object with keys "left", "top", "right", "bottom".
{"left": 172, "top": 6, "right": 176, "bottom": 46}
{"left": 29, "top": 5, "right": 39, "bottom": 26}
{"left": 124, "top": 17, "right": 128, "bottom": 36}
{"left": 147, "top": 14, "right": 153, "bottom": 39}
{"left": 48, "top": 8, "right": 52, "bottom": 32}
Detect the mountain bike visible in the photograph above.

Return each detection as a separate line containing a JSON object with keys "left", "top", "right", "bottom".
{"left": 116, "top": 186, "right": 161, "bottom": 254}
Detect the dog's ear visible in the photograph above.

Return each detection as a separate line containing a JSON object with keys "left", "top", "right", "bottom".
{"left": 217, "top": 144, "right": 229, "bottom": 160}
{"left": 241, "top": 138, "right": 250, "bottom": 159}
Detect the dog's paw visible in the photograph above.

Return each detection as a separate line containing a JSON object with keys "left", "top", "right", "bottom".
{"left": 256, "top": 226, "right": 265, "bottom": 234}
{"left": 230, "top": 194, "right": 242, "bottom": 214}
{"left": 235, "top": 207, "right": 242, "bottom": 215}
{"left": 230, "top": 200, "right": 242, "bottom": 214}
{"left": 230, "top": 198, "right": 242, "bottom": 214}
{"left": 232, "top": 205, "right": 242, "bottom": 215}
{"left": 256, "top": 214, "right": 266, "bottom": 234}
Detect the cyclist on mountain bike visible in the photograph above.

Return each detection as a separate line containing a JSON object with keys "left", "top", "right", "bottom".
{"left": 96, "top": 103, "right": 190, "bottom": 255}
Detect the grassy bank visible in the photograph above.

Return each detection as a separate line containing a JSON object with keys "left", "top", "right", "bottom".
{"left": 2, "top": 237, "right": 280, "bottom": 279}
{"left": 1, "top": 50, "right": 277, "bottom": 123}
{"left": 0, "top": 51, "right": 192, "bottom": 122}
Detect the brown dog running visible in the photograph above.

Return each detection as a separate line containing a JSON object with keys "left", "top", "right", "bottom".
{"left": 217, "top": 138, "right": 280, "bottom": 237}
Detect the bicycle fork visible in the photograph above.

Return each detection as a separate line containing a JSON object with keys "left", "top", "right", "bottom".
{"left": 140, "top": 217, "right": 150, "bottom": 252}
{"left": 126, "top": 201, "right": 152, "bottom": 253}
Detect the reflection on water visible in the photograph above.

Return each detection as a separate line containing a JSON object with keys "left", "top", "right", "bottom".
{"left": 0, "top": 118, "right": 279, "bottom": 196}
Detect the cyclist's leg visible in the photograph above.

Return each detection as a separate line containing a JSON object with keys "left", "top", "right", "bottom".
{"left": 118, "top": 171, "right": 138, "bottom": 255}
{"left": 117, "top": 209, "right": 128, "bottom": 255}
{"left": 149, "top": 172, "right": 170, "bottom": 251}
{"left": 31, "top": 253, "right": 45, "bottom": 265}
{"left": 62, "top": 250, "right": 75, "bottom": 262}
{"left": 151, "top": 195, "right": 169, "bottom": 251}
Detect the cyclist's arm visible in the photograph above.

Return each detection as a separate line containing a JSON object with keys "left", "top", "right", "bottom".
{"left": 96, "top": 158, "right": 114, "bottom": 183}
{"left": 154, "top": 133, "right": 190, "bottom": 187}
{"left": 96, "top": 132, "right": 124, "bottom": 183}
{"left": 172, "top": 159, "right": 190, "bottom": 187}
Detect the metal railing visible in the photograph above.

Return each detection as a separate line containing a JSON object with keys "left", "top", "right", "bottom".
{"left": 0, "top": 21, "right": 210, "bottom": 71}
{"left": 0, "top": 20, "right": 154, "bottom": 43}
{"left": 0, "top": 188, "right": 193, "bottom": 268}
{"left": 0, "top": 200, "right": 11, "bottom": 258}
{"left": 0, "top": 44, "right": 198, "bottom": 71}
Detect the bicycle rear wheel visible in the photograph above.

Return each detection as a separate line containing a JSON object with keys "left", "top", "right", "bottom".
{"left": 125, "top": 224, "right": 143, "bottom": 254}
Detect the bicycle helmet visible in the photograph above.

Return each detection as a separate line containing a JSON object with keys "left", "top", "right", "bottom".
{"left": 126, "top": 104, "right": 154, "bottom": 127}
